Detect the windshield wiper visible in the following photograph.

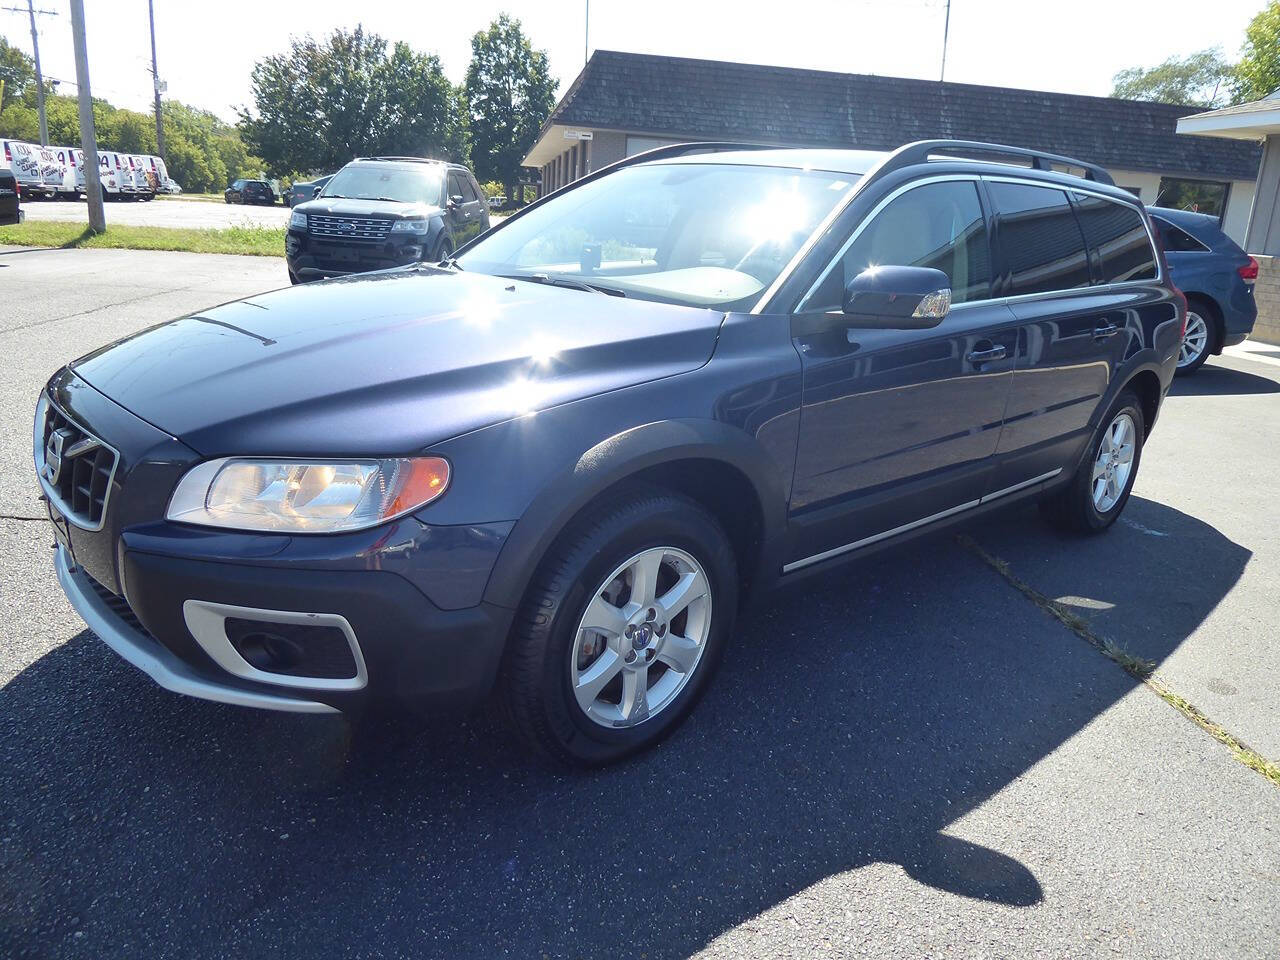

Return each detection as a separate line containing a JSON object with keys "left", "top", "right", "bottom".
{"left": 440, "top": 257, "right": 464, "bottom": 270}
{"left": 499, "top": 273, "right": 626, "bottom": 297}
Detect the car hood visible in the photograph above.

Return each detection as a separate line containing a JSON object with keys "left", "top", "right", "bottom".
{"left": 295, "top": 197, "right": 440, "bottom": 219}
{"left": 70, "top": 269, "right": 723, "bottom": 457}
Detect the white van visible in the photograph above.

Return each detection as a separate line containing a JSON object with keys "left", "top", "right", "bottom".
{"left": 127, "top": 154, "right": 155, "bottom": 200}
{"left": 35, "top": 145, "right": 65, "bottom": 197}
{"left": 1, "top": 139, "right": 55, "bottom": 198}
{"left": 50, "top": 146, "right": 81, "bottom": 199}
{"left": 99, "top": 151, "right": 136, "bottom": 198}
{"left": 146, "top": 155, "right": 181, "bottom": 194}
{"left": 93, "top": 151, "right": 125, "bottom": 199}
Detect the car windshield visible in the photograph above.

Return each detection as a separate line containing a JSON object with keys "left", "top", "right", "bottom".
{"left": 456, "top": 161, "right": 858, "bottom": 310}
{"left": 320, "top": 164, "right": 443, "bottom": 205}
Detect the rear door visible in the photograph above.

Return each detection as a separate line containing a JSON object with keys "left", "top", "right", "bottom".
{"left": 985, "top": 180, "right": 1159, "bottom": 490}
{"left": 785, "top": 177, "right": 1019, "bottom": 569}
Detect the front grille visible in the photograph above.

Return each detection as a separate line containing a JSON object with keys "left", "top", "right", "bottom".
{"left": 39, "top": 401, "right": 118, "bottom": 529}
{"left": 308, "top": 214, "right": 392, "bottom": 243}
{"left": 83, "top": 570, "right": 156, "bottom": 641}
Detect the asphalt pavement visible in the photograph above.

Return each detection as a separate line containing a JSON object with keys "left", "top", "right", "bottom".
{"left": 1, "top": 246, "right": 1277, "bottom": 958}
{"left": 19, "top": 197, "right": 291, "bottom": 230}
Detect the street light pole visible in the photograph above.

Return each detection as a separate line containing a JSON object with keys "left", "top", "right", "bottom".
{"left": 148, "top": 0, "right": 165, "bottom": 161}
{"left": 69, "top": 0, "right": 105, "bottom": 233}
{"left": 939, "top": 0, "right": 951, "bottom": 83}
{"left": 26, "top": 0, "right": 47, "bottom": 144}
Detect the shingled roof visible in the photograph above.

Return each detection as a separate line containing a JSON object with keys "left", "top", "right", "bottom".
{"left": 540, "top": 51, "right": 1261, "bottom": 180}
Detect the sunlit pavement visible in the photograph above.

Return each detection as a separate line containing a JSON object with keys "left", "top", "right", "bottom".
{"left": 2, "top": 246, "right": 1277, "bottom": 958}
{"left": 19, "top": 196, "right": 291, "bottom": 230}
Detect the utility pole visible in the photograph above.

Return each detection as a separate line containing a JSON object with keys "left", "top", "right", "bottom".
{"left": 69, "top": 0, "right": 105, "bottom": 232}
{"left": 1, "top": 1, "right": 57, "bottom": 144}
{"left": 939, "top": 0, "right": 951, "bottom": 83}
{"left": 584, "top": 0, "right": 589, "bottom": 66}
{"left": 147, "top": 0, "right": 165, "bottom": 160}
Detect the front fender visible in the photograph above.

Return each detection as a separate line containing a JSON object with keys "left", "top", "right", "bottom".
{"left": 478, "top": 417, "right": 789, "bottom": 610}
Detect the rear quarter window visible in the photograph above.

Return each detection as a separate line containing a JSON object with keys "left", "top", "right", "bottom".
{"left": 1152, "top": 217, "right": 1209, "bottom": 253}
{"left": 1071, "top": 193, "right": 1158, "bottom": 283}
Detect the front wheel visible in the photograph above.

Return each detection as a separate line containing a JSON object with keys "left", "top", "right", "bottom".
{"left": 1040, "top": 389, "right": 1144, "bottom": 534}
{"left": 502, "top": 490, "right": 738, "bottom": 766}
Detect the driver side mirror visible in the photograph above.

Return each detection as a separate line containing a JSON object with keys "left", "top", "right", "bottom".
{"left": 312, "top": 186, "right": 321, "bottom": 199}
{"left": 448, "top": 194, "right": 465, "bottom": 209}
{"left": 842, "top": 265, "right": 951, "bottom": 329}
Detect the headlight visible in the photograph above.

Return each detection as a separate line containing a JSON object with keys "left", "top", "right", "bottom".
{"left": 391, "top": 218, "right": 429, "bottom": 234}
{"left": 166, "top": 457, "right": 450, "bottom": 533}
{"left": 289, "top": 209, "right": 307, "bottom": 230}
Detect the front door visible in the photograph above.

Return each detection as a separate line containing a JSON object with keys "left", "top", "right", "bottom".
{"left": 447, "top": 171, "right": 483, "bottom": 245}
{"left": 786, "top": 178, "right": 1017, "bottom": 569}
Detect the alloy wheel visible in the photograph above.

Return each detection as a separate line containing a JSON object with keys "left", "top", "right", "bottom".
{"left": 1178, "top": 311, "right": 1209, "bottom": 369}
{"left": 1092, "top": 411, "right": 1136, "bottom": 513}
{"left": 570, "top": 546, "right": 712, "bottom": 729}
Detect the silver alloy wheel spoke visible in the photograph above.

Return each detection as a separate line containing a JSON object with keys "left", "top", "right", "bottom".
{"left": 1091, "top": 411, "right": 1136, "bottom": 513}
{"left": 569, "top": 545, "right": 714, "bottom": 729}
{"left": 1179, "top": 313, "right": 1208, "bottom": 368}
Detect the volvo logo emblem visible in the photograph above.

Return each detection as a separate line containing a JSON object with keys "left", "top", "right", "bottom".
{"left": 44, "top": 428, "right": 68, "bottom": 485}
{"left": 42, "top": 427, "right": 101, "bottom": 487}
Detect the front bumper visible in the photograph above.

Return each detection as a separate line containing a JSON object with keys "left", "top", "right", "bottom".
{"left": 286, "top": 229, "right": 428, "bottom": 280}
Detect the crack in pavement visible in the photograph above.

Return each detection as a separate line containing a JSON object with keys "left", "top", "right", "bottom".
{"left": 0, "top": 283, "right": 204, "bottom": 337}
{"left": 957, "top": 533, "right": 1280, "bottom": 789}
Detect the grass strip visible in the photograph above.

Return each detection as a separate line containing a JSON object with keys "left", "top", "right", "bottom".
{"left": 0, "top": 220, "right": 284, "bottom": 257}
{"left": 957, "top": 533, "right": 1280, "bottom": 789}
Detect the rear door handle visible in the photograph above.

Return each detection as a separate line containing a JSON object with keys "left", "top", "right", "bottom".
{"left": 1094, "top": 322, "right": 1120, "bottom": 339}
{"left": 966, "top": 345, "right": 1006, "bottom": 364}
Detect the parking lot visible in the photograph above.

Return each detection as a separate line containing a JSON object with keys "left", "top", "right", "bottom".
{"left": 18, "top": 197, "right": 291, "bottom": 230}
{"left": 1, "top": 245, "right": 1277, "bottom": 958}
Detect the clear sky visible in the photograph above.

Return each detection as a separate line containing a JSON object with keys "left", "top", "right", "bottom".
{"left": 1, "top": 0, "right": 1267, "bottom": 123}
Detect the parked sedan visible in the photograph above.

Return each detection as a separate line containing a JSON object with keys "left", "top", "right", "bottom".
{"left": 225, "top": 179, "right": 277, "bottom": 205}
{"left": 1148, "top": 206, "right": 1258, "bottom": 374}
{"left": 287, "top": 175, "right": 332, "bottom": 208}
{"left": 37, "top": 140, "right": 1180, "bottom": 765}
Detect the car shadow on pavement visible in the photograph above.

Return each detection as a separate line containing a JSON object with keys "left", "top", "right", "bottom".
{"left": 0, "top": 499, "right": 1249, "bottom": 959}
{"left": 1170, "top": 363, "right": 1280, "bottom": 396}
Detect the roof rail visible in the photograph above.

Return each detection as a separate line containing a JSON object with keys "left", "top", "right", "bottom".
{"left": 610, "top": 141, "right": 778, "bottom": 171}
{"left": 353, "top": 156, "right": 446, "bottom": 164}
{"left": 875, "top": 140, "right": 1115, "bottom": 186}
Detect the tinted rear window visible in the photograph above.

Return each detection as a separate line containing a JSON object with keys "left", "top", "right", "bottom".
{"left": 1072, "top": 193, "right": 1158, "bottom": 283}
{"left": 989, "top": 182, "right": 1091, "bottom": 295}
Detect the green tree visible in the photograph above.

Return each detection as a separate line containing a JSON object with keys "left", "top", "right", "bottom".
{"left": 1111, "top": 48, "right": 1233, "bottom": 106}
{"left": 1232, "top": 1, "right": 1280, "bottom": 103}
{"left": 0, "top": 36, "right": 34, "bottom": 111}
{"left": 464, "top": 15, "right": 556, "bottom": 206}
{"left": 239, "top": 27, "right": 466, "bottom": 176}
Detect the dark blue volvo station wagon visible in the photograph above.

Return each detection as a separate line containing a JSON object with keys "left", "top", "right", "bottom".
{"left": 36, "top": 140, "right": 1183, "bottom": 764}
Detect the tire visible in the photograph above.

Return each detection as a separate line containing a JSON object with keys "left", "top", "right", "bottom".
{"left": 1040, "top": 389, "right": 1144, "bottom": 535}
{"left": 1175, "top": 299, "right": 1220, "bottom": 376}
{"left": 436, "top": 238, "right": 453, "bottom": 263}
{"left": 502, "top": 489, "right": 738, "bottom": 766}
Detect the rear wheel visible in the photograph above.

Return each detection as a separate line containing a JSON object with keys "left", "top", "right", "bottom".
{"left": 1176, "top": 301, "right": 1219, "bottom": 375}
{"left": 1040, "top": 389, "right": 1144, "bottom": 534}
{"left": 502, "top": 490, "right": 738, "bottom": 766}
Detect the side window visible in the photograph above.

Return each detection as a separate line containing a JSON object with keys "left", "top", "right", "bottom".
{"left": 460, "top": 174, "right": 480, "bottom": 203}
{"left": 988, "top": 182, "right": 1091, "bottom": 295}
{"left": 447, "top": 172, "right": 465, "bottom": 201}
{"left": 1071, "top": 193, "right": 1158, "bottom": 283}
{"left": 802, "top": 180, "right": 992, "bottom": 312}
{"left": 1151, "top": 216, "right": 1207, "bottom": 253}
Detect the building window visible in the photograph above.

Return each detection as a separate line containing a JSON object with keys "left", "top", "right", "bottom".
{"left": 1155, "top": 178, "right": 1230, "bottom": 222}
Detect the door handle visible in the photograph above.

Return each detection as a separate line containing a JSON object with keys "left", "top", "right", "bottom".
{"left": 1094, "top": 322, "right": 1120, "bottom": 339}
{"left": 966, "top": 345, "right": 1006, "bottom": 364}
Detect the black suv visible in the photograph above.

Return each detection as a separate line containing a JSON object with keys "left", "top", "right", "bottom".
{"left": 36, "top": 141, "right": 1182, "bottom": 765}
{"left": 285, "top": 157, "right": 488, "bottom": 284}
{"left": 0, "top": 168, "right": 20, "bottom": 225}
{"left": 224, "top": 179, "right": 276, "bottom": 205}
